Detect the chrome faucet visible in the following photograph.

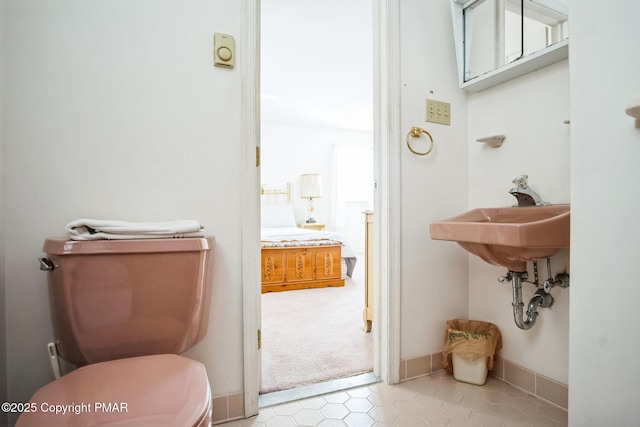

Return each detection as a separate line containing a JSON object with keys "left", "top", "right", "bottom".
{"left": 509, "top": 175, "right": 549, "bottom": 207}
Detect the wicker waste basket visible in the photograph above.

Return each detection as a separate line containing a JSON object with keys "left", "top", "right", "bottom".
{"left": 442, "top": 319, "right": 502, "bottom": 385}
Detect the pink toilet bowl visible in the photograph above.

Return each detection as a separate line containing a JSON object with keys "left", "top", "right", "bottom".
{"left": 16, "top": 354, "right": 211, "bottom": 426}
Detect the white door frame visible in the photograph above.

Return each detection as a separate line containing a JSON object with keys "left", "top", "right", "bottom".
{"left": 240, "top": 0, "right": 262, "bottom": 416}
{"left": 371, "top": 0, "right": 402, "bottom": 388}
{"left": 240, "top": 0, "right": 401, "bottom": 417}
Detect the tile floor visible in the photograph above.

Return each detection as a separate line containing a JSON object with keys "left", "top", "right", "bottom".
{"left": 223, "top": 372, "right": 568, "bottom": 427}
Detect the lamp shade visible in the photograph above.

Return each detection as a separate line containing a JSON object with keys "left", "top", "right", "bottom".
{"left": 300, "top": 174, "right": 323, "bottom": 198}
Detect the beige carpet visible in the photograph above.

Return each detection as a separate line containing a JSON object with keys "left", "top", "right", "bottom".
{"left": 260, "top": 262, "right": 373, "bottom": 394}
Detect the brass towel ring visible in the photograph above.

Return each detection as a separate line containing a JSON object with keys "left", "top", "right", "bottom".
{"left": 406, "top": 126, "right": 434, "bottom": 156}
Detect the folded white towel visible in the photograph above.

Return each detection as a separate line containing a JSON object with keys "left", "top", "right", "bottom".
{"left": 66, "top": 219, "right": 204, "bottom": 241}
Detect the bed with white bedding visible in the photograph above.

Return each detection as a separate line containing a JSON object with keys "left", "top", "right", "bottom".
{"left": 261, "top": 202, "right": 358, "bottom": 292}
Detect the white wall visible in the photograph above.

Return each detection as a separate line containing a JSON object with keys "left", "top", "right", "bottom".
{"left": 260, "top": 0, "right": 373, "bottom": 132}
{"left": 260, "top": 122, "right": 373, "bottom": 222}
{"left": 467, "top": 61, "right": 571, "bottom": 383}
{"left": 569, "top": 2, "right": 640, "bottom": 424}
{"left": 398, "top": 0, "right": 469, "bottom": 360}
{"left": 3, "top": 0, "right": 245, "bottom": 414}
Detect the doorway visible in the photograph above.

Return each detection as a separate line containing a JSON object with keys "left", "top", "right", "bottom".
{"left": 241, "top": 0, "right": 402, "bottom": 417}
{"left": 259, "top": 0, "right": 375, "bottom": 401}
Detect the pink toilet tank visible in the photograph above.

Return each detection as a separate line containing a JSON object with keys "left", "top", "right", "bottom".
{"left": 41, "top": 236, "right": 214, "bottom": 366}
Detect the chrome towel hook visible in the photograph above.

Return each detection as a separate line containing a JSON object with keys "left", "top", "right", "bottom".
{"left": 406, "top": 126, "right": 434, "bottom": 156}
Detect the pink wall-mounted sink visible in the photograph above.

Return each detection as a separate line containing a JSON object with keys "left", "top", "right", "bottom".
{"left": 429, "top": 205, "right": 570, "bottom": 271}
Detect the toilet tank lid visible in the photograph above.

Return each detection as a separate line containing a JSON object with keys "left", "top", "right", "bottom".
{"left": 43, "top": 236, "right": 214, "bottom": 255}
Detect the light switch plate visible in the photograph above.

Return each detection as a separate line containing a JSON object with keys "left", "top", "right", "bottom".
{"left": 426, "top": 99, "right": 451, "bottom": 125}
{"left": 214, "top": 33, "right": 235, "bottom": 68}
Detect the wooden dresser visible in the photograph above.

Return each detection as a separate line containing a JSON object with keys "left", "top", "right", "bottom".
{"left": 363, "top": 211, "right": 374, "bottom": 332}
{"left": 261, "top": 243, "right": 344, "bottom": 293}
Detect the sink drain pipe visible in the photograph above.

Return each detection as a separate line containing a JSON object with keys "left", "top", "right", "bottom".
{"left": 510, "top": 272, "right": 553, "bottom": 330}
{"left": 500, "top": 260, "right": 569, "bottom": 330}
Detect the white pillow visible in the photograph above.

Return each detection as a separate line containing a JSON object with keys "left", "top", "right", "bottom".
{"left": 261, "top": 204, "right": 297, "bottom": 228}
